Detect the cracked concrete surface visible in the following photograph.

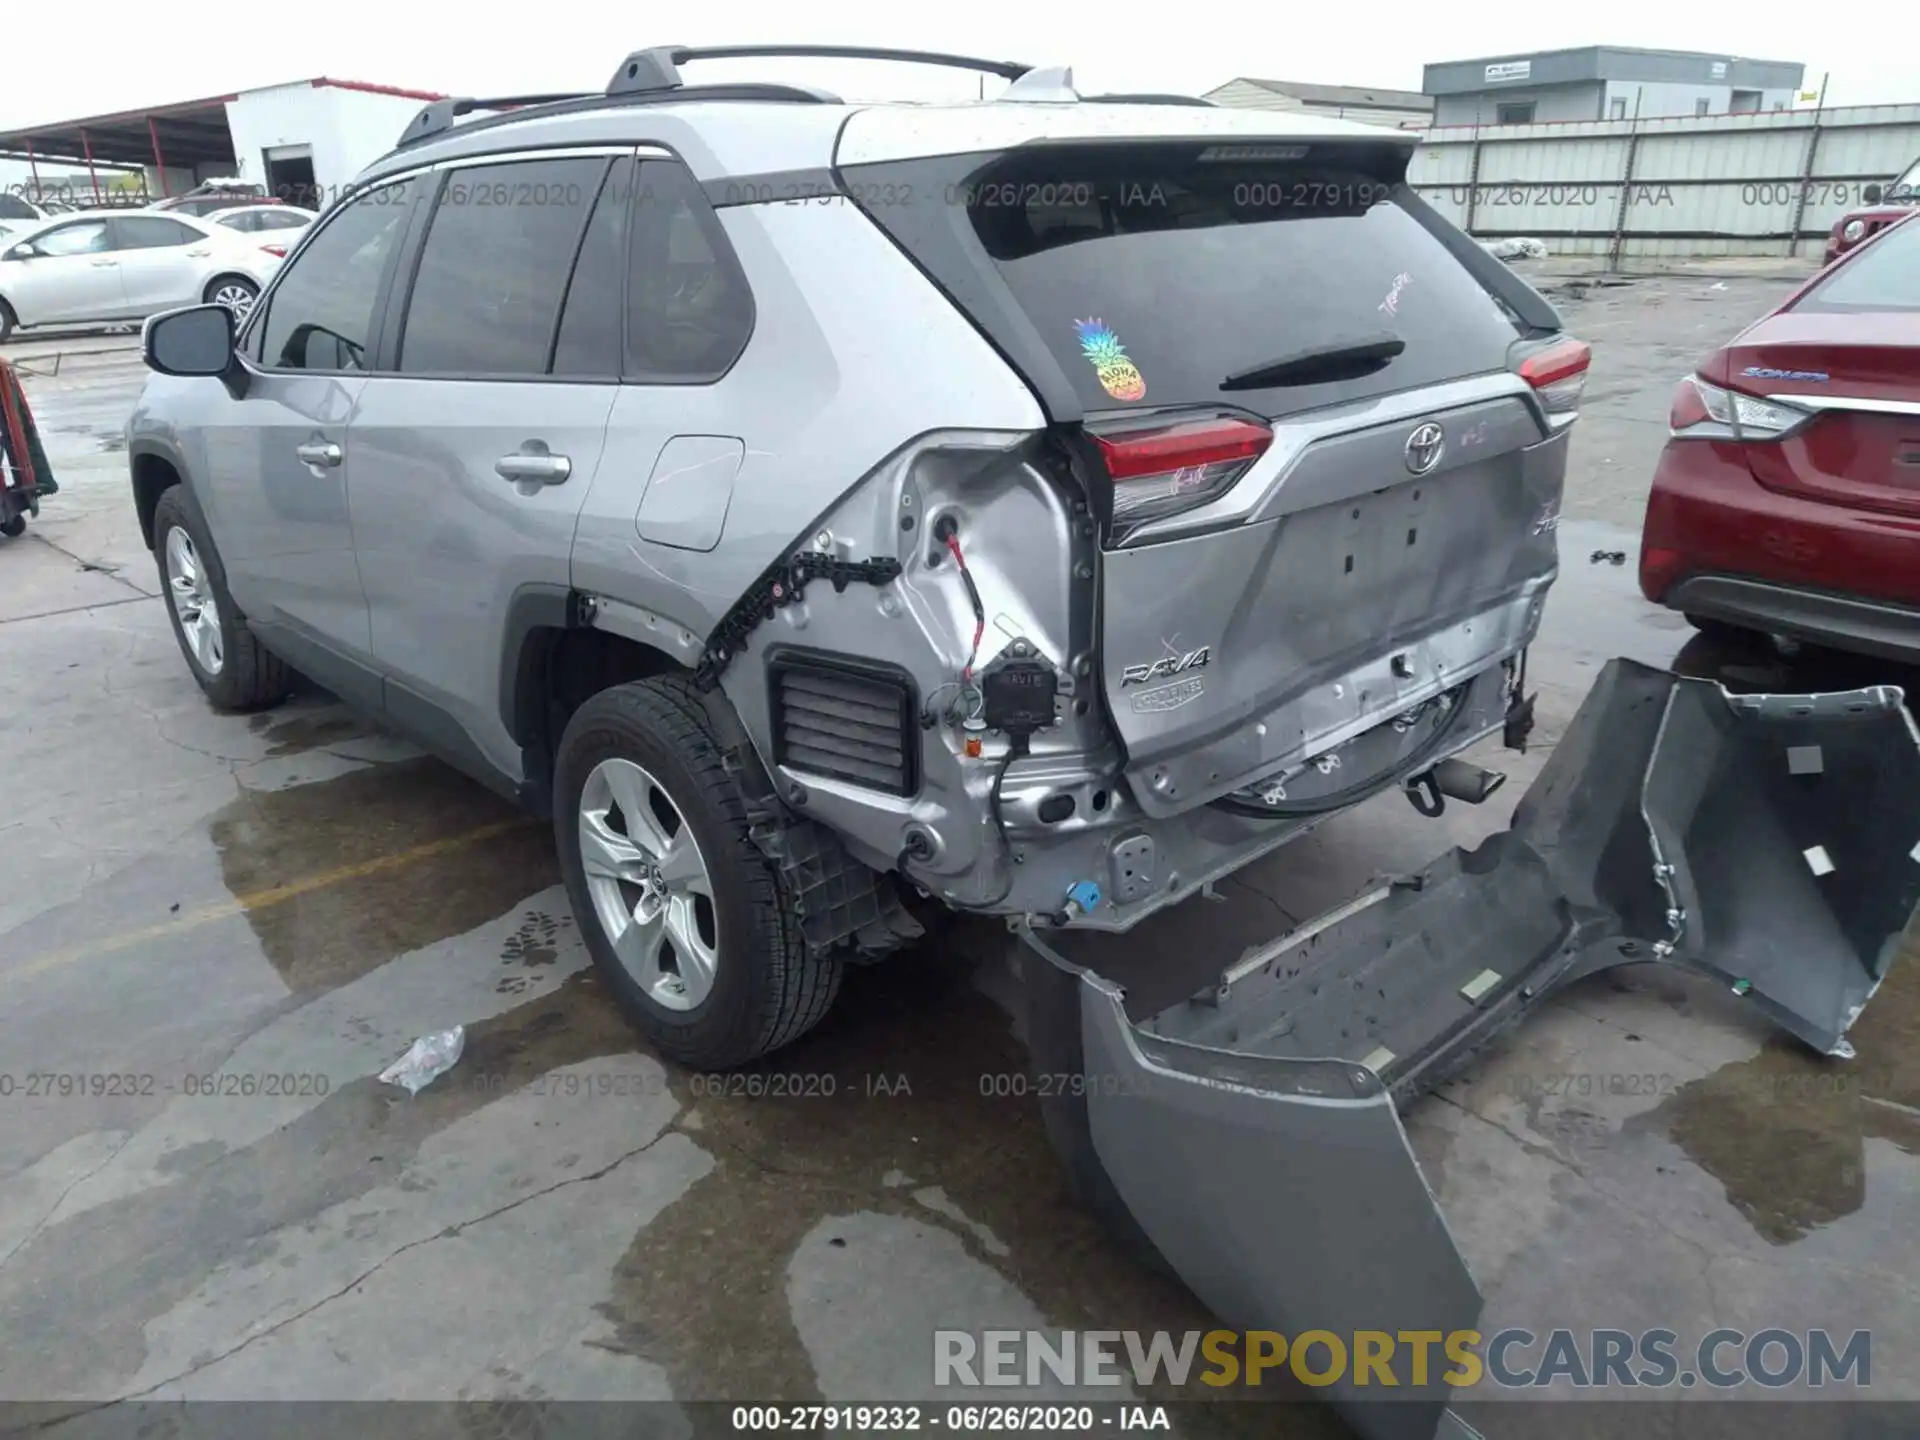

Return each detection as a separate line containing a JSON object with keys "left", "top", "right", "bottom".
{"left": 4, "top": 278, "right": 1920, "bottom": 1437}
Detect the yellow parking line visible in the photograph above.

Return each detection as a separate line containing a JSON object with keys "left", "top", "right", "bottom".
{"left": 8, "top": 818, "right": 535, "bottom": 984}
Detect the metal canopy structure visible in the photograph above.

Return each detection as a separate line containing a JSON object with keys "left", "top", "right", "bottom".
{"left": 0, "top": 78, "right": 445, "bottom": 203}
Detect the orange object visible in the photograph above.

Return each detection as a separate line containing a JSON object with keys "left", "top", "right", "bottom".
{"left": 964, "top": 736, "right": 983, "bottom": 758}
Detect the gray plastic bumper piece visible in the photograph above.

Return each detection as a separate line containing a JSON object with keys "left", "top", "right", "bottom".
{"left": 1021, "top": 658, "right": 1920, "bottom": 1440}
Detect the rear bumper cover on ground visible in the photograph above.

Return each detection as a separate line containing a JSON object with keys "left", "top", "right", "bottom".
{"left": 1022, "top": 658, "right": 1920, "bottom": 1440}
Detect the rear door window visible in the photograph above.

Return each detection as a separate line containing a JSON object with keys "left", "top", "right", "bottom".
{"left": 1797, "top": 220, "right": 1920, "bottom": 313}
{"left": 112, "top": 216, "right": 201, "bottom": 249}
{"left": 551, "top": 158, "right": 633, "bottom": 380}
{"left": 397, "top": 156, "right": 608, "bottom": 377}
{"left": 962, "top": 150, "right": 1522, "bottom": 417}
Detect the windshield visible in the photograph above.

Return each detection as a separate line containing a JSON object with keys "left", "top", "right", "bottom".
{"left": 1799, "top": 217, "right": 1920, "bottom": 313}
{"left": 1891, "top": 157, "right": 1920, "bottom": 202}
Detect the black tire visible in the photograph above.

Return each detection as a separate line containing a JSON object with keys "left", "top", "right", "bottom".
{"left": 151, "top": 486, "right": 292, "bottom": 712}
{"left": 0, "top": 514, "right": 23, "bottom": 538}
{"left": 554, "top": 677, "right": 842, "bottom": 1069}
{"left": 0, "top": 299, "right": 15, "bottom": 345}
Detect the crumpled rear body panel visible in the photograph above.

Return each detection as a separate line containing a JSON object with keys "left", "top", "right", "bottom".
{"left": 1023, "top": 658, "right": 1920, "bottom": 1440}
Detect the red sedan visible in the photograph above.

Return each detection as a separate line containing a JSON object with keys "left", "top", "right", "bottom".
{"left": 1640, "top": 213, "right": 1920, "bottom": 664}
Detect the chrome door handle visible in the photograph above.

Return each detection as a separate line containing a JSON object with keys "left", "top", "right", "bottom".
{"left": 495, "top": 450, "right": 572, "bottom": 485}
{"left": 90, "top": 259, "right": 118, "bottom": 268}
{"left": 186, "top": 247, "right": 212, "bottom": 257}
{"left": 296, "top": 441, "right": 343, "bottom": 468}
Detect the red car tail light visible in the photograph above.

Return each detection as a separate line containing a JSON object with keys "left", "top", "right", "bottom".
{"left": 262, "top": 244, "right": 287, "bottom": 258}
{"left": 1093, "top": 414, "right": 1273, "bottom": 534}
{"left": 1516, "top": 337, "right": 1591, "bottom": 429}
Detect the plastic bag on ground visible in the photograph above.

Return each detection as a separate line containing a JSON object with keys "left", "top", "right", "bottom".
{"left": 1481, "top": 236, "right": 1549, "bottom": 260}
{"left": 378, "top": 1026, "right": 466, "bottom": 1095}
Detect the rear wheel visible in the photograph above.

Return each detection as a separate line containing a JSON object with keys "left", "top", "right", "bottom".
{"left": 152, "top": 487, "right": 291, "bottom": 711}
{"left": 554, "top": 677, "right": 841, "bottom": 1068}
{"left": 203, "top": 275, "right": 259, "bottom": 323}
{"left": 0, "top": 299, "right": 15, "bottom": 345}
{"left": 0, "top": 514, "right": 24, "bottom": 538}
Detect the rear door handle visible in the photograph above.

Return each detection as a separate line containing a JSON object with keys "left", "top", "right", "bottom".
{"left": 296, "top": 441, "right": 343, "bottom": 468}
{"left": 495, "top": 447, "right": 572, "bottom": 486}
{"left": 90, "top": 259, "right": 118, "bottom": 268}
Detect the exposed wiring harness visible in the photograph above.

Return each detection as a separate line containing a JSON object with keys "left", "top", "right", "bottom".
{"left": 945, "top": 531, "right": 986, "bottom": 683}
{"left": 976, "top": 734, "right": 1029, "bottom": 908}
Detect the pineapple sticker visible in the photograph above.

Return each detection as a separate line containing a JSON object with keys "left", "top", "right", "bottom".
{"left": 1074, "top": 318, "right": 1146, "bottom": 402}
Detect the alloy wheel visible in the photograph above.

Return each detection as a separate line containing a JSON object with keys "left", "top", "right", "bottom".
{"left": 578, "top": 757, "right": 719, "bottom": 1011}
{"left": 164, "top": 526, "right": 224, "bottom": 676}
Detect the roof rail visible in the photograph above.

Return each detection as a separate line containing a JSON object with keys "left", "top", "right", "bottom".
{"left": 607, "top": 44, "right": 1034, "bottom": 95}
{"left": 392, "top": 83, "right": 833, "bottom": 151}
{"left": 397, "top": 94, "right": 594, "bottom": 148}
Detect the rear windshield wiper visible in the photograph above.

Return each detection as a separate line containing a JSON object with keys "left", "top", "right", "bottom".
{"left": 1220, "top": 334, "right": 1405, "bottom": 392}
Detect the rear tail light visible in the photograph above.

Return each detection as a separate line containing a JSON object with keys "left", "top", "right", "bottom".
{"left": 1668, "top": 375, "right": 1808, "bottom": 441}
{"left": 1516, "top": 337, "right": 1591, "bottom": 430}
{"left": 261, "top": 244, "right": 287, "bottom": 258}
{"left": 1091, "top": 415, "right": 1273, "bottom": 538}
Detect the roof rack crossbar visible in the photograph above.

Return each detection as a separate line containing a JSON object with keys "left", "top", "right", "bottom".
{"left": 607, "top": 44, "right": 1033, "bottom": 95}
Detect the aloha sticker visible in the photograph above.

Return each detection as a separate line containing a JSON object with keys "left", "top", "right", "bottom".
{"left": 1074, "top": 318, "right": 1146, "bottom": 402}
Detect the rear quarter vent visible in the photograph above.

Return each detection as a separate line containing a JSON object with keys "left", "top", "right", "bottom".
{"left": 766, "top": 649, "right": 919, "bottom": 797}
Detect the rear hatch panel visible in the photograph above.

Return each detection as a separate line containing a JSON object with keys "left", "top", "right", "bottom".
{"left": 1023, "top": 659, "right": 1920, "bottom": 1440}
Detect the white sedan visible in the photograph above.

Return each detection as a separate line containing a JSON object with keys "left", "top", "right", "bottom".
{"left": 204, "top": 204, "right": 319, "bottom": 256}
{"left": 0, "top": 210, "right": 283, "bottom": 343}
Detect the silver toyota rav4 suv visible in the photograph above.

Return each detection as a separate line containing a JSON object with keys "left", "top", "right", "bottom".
{"left": 129, "top": 46, "right": 1919, "bottom": 1440}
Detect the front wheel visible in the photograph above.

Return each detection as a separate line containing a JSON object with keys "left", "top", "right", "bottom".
{"left": 151, "top": 487, "right": 291, "bottom": 711}
{"left": 554, "top": 677, "right": 841, "bottom": 1069}
{"left": 0, "top": 299, "right": 16, "bottom": 345}
{"left": 204, "top": 275, "right": 259, "bottom": 323}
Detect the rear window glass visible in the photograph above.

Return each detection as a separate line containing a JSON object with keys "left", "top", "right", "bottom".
{"left": 1799, "top": 219, "right": 1920, "bottom": 313}
{"left": 966, "top": 154, "right": 1521, "bottom": 416}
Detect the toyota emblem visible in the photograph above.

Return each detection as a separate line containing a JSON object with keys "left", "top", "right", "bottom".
{"left": 1405, "top": 422, "right": 1445, "bottom": 476}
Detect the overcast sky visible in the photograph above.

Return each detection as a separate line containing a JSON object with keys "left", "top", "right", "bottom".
{"left": 1, "top": 0, "right": 1900, "bottom": 144}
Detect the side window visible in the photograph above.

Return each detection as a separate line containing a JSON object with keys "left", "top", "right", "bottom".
{"left": 112, "top": 216, "right": 201, "bottom": 249}
{"left": 397, "top": 156, "right": 608, "bottom": 376}
{"left": 551, "top": 158, "right": 632, "bottom": 379}
{"left": 218, "top": 212, "right": 259, "bottom": 233}
{"left": 33, "top": 221, "right": 110, "bottom": 257}
{"left": 257, "top": 179, "right": 415, "bottom": 373}
{"left": 626, "top": 160, "right": 754, "bottom": 382}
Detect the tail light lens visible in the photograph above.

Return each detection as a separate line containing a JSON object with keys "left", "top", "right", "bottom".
{"left": 261, "top": 244, "right": 287, "bottom": 258}
{"left": 1092, "top": 415, "right": 1273, "bottom": 538}
{"left": 1516, "top": 336, "right": 1591, "bottom": 429}
{"left": 1668, "top": 375, "right": 1808, "bottom": 441}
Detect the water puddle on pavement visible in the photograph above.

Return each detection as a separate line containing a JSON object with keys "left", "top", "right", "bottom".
{"left": 207, "top": 756, "right": 557, "bottom": 992}
{"left": 247, "top": 706, "right": 381, "bottom": 758}
{"left": 1633, "top": 634, "right": 1920, "bottom": 1243}
{"left": 1644, "top": 932, "right": 1920, "bottom": 1245}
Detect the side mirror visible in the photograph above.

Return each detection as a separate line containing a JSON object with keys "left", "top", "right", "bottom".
{"left": 1862, "top": 183, "right": 1884, "bottom": 205}
{"left": 143, "top": 304, "right": 249, "bottom": 398}
{"left": 6, "top": 242, "right": 38, "bottom": 260}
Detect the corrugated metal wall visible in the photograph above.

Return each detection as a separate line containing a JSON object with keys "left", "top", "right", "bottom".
{"left": 1408, "top": 104, "right": 1920, "bottom": 258}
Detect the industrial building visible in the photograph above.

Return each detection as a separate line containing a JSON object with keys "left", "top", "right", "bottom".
{"left": 1423, "top": 47, "right": 1806, "bottom": 127}
{"left": 0, "top": 77, "right": 444, "bottom": 208}
{"left": 1203, "top": 78, "right": 1433, "bottom": 129}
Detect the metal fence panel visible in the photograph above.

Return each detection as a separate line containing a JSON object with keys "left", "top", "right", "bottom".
{"left": 1409, "top": 103, "right": 1920, "bottom": 260}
